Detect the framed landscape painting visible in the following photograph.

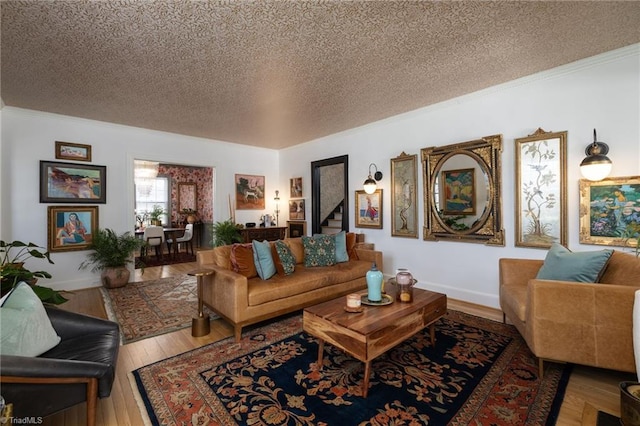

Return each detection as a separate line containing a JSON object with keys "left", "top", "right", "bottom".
{"left": 235, "top": 174, "right": 265, "bottom": 210}
{"left": 579, "top": 175, "right": 640, "bottom": 248}
{"left": 55, "top": 141, "right": 92, "bottom": 162}
{"left": 47, "top": 205, "right": 98, "bottom": 252}
{"left": 40, "top": 160, "right": 106, "bottom": 203}
{"left": 355, "top": 189, "right": 382, "bottom": 229}
{"left": 441, "top": 168, "right": 476, "bottom": 216}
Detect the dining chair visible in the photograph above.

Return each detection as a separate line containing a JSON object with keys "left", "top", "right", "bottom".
{"left": 167, "top": 223, "right": 194, "bottom": 255}
{"left": 142, "top": 226, "right": 165, "bottom": 260}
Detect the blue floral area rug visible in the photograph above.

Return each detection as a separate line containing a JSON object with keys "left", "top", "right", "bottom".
{"left": 132, "top": 310, "right": 571, "bottom": 425}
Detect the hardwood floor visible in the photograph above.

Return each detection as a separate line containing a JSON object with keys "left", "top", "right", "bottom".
{"left": 43, "top": 262, "right": 630, "bottom": 425}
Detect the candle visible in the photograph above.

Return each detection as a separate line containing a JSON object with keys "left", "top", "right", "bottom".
{"left": 346, "top": 294, "right": 361, "bottom": 308}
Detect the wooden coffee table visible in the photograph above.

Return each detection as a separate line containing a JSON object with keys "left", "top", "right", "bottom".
{"left": 303, "top": 288, "right": 447, "bottom": 397}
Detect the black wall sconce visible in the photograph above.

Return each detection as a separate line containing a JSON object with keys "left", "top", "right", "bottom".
{"left": 363, "top": 163, "right": 383, "bottom": 194}
{"left": 580, "top": 129, "right": 612, "bottom": 181}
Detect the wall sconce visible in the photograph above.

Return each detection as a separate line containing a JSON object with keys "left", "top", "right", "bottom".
{"left": 363, "top": 163, "right": 383, "bottom": 194}
{"left": 580, "top": 129, "right": 612, "bottom": 181}
{"left": 274, "top": 190, "right": 280, "bottom": 226}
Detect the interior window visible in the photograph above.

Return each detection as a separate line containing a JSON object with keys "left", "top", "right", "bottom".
{"left": 135, "top": 176, "right": 170, "bottom": 225}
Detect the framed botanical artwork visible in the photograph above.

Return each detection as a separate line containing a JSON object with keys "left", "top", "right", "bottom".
{"left": 579, "top": 176, "right": 640, "bottom": 247}
{"left": 355, "top": 189, "right": 382, "bottom": 229}
{"left": 55, "top": 141, "right": 92, "bottom": 162}
{"left": 515, "top": 128, "right": 567, "bottom": 248}
{"left": 47, "top": 205, "right": 98, "bottom": 252}
{"left": 235, "top": 174, "right": 265, "bottom": 210}
{"left": 289, "top": 199, "right": 306, "bottom": 220}
{"left": 441, "top": 168, "right": 476, "bottom": 216}
{"left": 290, "top": 177, "right": 303, "bottom": 198}
{"left": 287, "top": 220, "right": 307, "bottom": 238}
{"left": 390, "top": 152, "right": 418, "bottom": 238}
{"left": 40, "top": 160, "right": 107, "bottom": 204}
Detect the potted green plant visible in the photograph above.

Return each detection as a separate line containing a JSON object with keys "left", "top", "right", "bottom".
{"left": 211, "top": 219, "right": 243, "bottom": 247}
{"left": 0, "top": 240, "right": 67, "bottom": 304}
{"left": 79, "top": 228, "right": 145, "bottom": 288}
{"left": 149, "top": 205, "right": 166, "bottom": 226}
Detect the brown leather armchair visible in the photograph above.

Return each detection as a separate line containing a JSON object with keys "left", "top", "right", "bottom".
{"left": 499, "top": 250, "right": 640, "bottom": 376}
{"left": 0, "top": 306, "right": 119, "bottom": 426}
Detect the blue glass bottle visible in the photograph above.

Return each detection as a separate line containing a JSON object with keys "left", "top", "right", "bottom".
{"left": 366, "top": 262, "right": 383, "bottom": 302}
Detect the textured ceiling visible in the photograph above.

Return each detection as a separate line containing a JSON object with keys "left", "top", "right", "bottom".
{"left": 2, "top": 1, "right": 639, "bottom": 149}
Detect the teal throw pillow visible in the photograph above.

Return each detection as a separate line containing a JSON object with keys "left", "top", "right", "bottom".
{"left": 0, "top": 282, "right": 61, "bottom": 356}
{"left": 536, "top": 243, "right": 614, "bottom": 283}
{"left": 302, "top": 235, "right": 336, "bottom": 267}
{"left": 252, "top": 240, "right": 276, "bottom": 280}
{"left": 333, "top": 231, "right": 349, "bottom": 263}
{"left": 274, "top": 240, "right": 296, "bottom": 275}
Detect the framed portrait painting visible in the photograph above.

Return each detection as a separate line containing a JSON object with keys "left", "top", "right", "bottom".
{"left": 47, "top": 205, "right": 98, "bottom": 252}
{"left": 40, "top": 160, "right": 106, "bottom": 204}
{"left": 290, "top": 177, "right": 303, "bottom": 198}
{"left": 289, "top": 199, "right": 305, "bottom": 220}
{"left": 55, "top": 141, "right": 92, "bottom": 162}
{"left": 391, "top": 152, "right": 418, "bottom": 238}
{"left": 235, "top": 174, "right": 265, "bottom": 210}
{"left": 579, "top": 176, "right": 640, "bottom": 247}
{"left": 515, "top": 128, "right": 567, "bottom": 248}
{"left": 355, "top": 189, "right": 382, "bottom": 229}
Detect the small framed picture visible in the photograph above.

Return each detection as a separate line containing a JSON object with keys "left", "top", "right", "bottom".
{"left": 355, "top": 189, "right": 383, "bottom": 229}
{"left": 47, "top": 205, "right": 98, "bottom": 252}
{"left": 441, "top": 168, "right": 476, "bottom": 216}
{"left": 55, "top": 141, "right": 92, "bottom": 162}
{"left": 40, "top": 160, "right": 107, "bottom": 203}
{"left": 579, "top": 175, "right": 640, "bottom": 247}
{"left": 290, "top": 177, "right": 303, "bottom": 198}
{"left": 289, "top": 199, "right": 306, "bottom": 220}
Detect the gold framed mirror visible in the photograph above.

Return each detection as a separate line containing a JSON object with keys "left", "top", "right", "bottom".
{"left": 421, "top": 134, "right": 504, "bottom": 245}
{"left": 178, "top": 182, "right": 197, "bottom": 212}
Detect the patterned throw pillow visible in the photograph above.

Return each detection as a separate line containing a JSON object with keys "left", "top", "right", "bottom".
{"left": 302, "top": 235, "right": 336, "bottom": 267}
{"left": 274, "top": 240, "right": 296, "bottom": 275}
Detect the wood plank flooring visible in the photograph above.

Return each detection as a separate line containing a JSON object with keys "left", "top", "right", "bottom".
{"left": 41, "top": 261, "right": 631, "bottom": 425}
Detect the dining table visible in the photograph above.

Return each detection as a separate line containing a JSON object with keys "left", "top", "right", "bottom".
{"left": 135, "top": 227, "right": 185, "bottom": 258}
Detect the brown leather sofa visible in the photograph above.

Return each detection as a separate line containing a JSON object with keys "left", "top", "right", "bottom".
{"left": 500, "top": 250, "right": 640, "bottom": 376}
{"left": 197, "top": 235, "right": 383, "bottom": 341}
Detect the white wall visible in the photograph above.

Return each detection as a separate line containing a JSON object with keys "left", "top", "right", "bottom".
{"left": 279, "top": 44, "right": 640, "bottom": 308}
{"left": 2, "top": 44, "right": 638, "bottom": 305}
{"left": 0, "top": 110, "right": 279, "bottom": 290}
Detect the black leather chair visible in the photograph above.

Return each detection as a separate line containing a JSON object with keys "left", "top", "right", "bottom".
{"left": 0, "top": 306, "right": 119, "bottom": 426}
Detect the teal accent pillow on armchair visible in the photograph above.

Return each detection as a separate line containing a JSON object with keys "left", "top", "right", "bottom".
{"left": 536, "top": 243, "right": 614, "bottom": 283}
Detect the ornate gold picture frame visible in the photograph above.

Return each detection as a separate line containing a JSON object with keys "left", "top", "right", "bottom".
{"left": 390, "top": 152, "right": 418, "bottom": 238}
{"left": 579, "top": 175, "right": 640, "bottom": 248}
{"left": 515, "top": 128, "right": 567, "bottom": 248}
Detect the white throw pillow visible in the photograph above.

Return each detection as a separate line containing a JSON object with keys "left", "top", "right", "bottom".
{"left": 0, "top": 282, "right": 61, "bottom": 356}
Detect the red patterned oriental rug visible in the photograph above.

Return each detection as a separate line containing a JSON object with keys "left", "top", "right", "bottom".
{"left": 101, "top": 275, "right": 217, "bottom": 344}
{"left": 132, "top": 310, "right": 571, "bottom": 425}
